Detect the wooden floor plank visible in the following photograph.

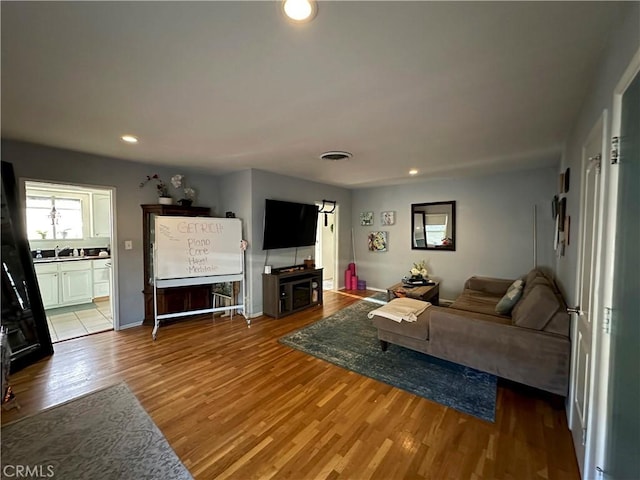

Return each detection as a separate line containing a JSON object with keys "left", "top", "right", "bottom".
{"left": 1, "top": 290, "right": 579, "bottom": 479}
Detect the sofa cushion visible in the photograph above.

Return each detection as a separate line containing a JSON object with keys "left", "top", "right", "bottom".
{"left": 512, "top": 284, "right": 560, "bottom": 330}
{"left": 464, "top": 276, "right": 514, "bottom": 296}
{"left": 523, "top": 268, "right": 561, "bottom": 296}
{"left": 495, "top": 279, "right": 524, "bottom": 314}
{"left": 367, "top": 297, "right": 430, "bottom": 323}
{"left": 544, "top": 310, "right": 571, "bottom": 336}
{"left": 450, "top": 289, "right": 509, "bottom": 318}
{"left": 523, "top": 269, "right": 543, "bottom": 295}
{"left": 371, "top": 307, "right": 431, "bottom": 340}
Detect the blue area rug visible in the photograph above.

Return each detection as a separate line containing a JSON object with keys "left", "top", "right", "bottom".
{"left": 280, "top": 295, "right": 497, "bottom": 422}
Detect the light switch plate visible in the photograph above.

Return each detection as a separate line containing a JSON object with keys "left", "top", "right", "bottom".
{"left": 124, "top": 240, "right": 133, "bottom": 250}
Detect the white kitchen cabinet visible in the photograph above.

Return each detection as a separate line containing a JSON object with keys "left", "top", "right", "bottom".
{"left": 35, "top": 263, "right": 59, "bottom": 308}
{"left": 92, "top": 193, "right": 111, "bottom": 238}
{"left": 60, "top": 265, "right": 93, "bottom": 305}
{"left": 35, "top": 260, "right": 93, "bottom": 308}
{"left": 92, "top": 259, "right": 111, "bottom": 298}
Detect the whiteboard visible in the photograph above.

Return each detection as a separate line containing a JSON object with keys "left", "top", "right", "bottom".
{"left": 154, "top": 216, "right": 243, "bottom": 280}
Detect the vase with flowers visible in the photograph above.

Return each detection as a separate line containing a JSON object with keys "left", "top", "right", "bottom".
{"left": 409, "top": 259, "right": 429, "bottom": 281}
{"left": 171, "top": 174, "right": 197, "bottom": 207}
{"left": 140, "top": 174, "right": 173, "bottom": 204}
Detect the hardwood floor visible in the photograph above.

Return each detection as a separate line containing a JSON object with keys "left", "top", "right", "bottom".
{"left": 2, "top": 291, "right": 579, "bottom": 479}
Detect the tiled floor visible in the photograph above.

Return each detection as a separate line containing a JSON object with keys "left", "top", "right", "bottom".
{"left": 46, "top": 299, "right": 113, "bottom": 343}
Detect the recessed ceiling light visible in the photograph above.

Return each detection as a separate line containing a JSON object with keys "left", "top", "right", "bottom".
{"left": 409, "top": 169, "right": 418, "bottom": 175}
{"left": 121, "top": 135, "right": 138, "bottom": 144}
{"left": 282, "top": 0, "right": 317, "bottom": 23}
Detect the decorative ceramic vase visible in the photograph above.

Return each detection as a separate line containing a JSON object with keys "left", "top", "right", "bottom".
{"left": 177, "top": 198, "right": 193, "bottom": 207}
{"left": 158, "top": 196, "right": 173, "bottom": 205}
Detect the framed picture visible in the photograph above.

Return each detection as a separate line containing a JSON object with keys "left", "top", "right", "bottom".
{"left": 381, "top": 211, "right": 395, "bottom": 226}
{"left": 368, "top": 231, "right": 388, "bottom": 252}
{"left": 559, "top": 173, "right": 565, "bottom": 193}
{"left": 559, "top": 198, "right": 566, "bottom": 232}
{"left": 360, "top": 211, "right": 374, "bottom": 226}
{"left": 564, "top": 168, "right": 571, "bottom": 193}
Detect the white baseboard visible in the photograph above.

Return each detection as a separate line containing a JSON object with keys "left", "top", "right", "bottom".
{"left": 117, "top": 321, "right": 143, "bottom": 331}
{"left": 336, "top": 286, "right": 386, "bottom": 293}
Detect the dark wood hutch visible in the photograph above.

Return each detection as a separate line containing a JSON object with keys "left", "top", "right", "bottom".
{"left": 141, "top": 204, "right": 212, "bottom": 324}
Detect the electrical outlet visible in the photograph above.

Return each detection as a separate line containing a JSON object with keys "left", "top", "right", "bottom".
{"left": 124, "top": 240, "right": 133, "bottom": 250}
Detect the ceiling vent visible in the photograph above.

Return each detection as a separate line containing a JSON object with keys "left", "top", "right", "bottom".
{"left": 320, "top": 151, "right": 352, "bottom": 161}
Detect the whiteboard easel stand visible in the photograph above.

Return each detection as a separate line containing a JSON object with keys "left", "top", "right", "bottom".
{"left": 152, "top": 252, "right": 248, "bottom": 341}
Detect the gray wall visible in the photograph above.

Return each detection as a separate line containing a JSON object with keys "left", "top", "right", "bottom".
{"left": 218, "top": 170, "right": 253, "bottom": 313}
{"left": 247, "top": 169, "right": 352, "bottom": 315}
{"left": 2, "top": 139, "right": 222, "bottom": 328}
{"left": 556, "top": 2, "right": 640, "bottom": 303}
{"left": 352, "top": 167, "right": 557, "bottom": 300}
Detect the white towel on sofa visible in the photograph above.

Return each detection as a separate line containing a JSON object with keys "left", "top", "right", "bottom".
{"left": 367, "top": 297, "right": 431, "bottom": 323}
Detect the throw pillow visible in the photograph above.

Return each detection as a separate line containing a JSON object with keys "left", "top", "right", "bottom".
{"left": 512, "top": 284, "right": 559, "bottom": 330}
{"left": 495, "top": 280, "right": 524, "bottom": 314}
{"left": 509, "top": 279, "right": 524, "bottom": 291}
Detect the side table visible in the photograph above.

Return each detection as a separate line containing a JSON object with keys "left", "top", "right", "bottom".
{"left": 386, "top": 281, "right": 440, "bottom": 306}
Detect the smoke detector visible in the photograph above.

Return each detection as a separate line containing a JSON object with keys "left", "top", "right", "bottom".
{"left": 320, "top": 151, "right": 353, "bottom": 161}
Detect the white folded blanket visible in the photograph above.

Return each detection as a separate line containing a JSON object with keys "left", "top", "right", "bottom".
{"left": 367, "top": 297, "right": 431, "bottom": 323}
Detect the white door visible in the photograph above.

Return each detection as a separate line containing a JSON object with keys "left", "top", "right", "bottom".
{"left": 570, "top": 118, "right": 603, "bottom": 475}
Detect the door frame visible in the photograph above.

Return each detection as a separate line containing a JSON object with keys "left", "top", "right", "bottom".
{"left": 568, "top": 111, "right": 607, "bottom": 476}
{"left": 588, "top": 46, "right": 640, "bottom": 479}
{"left": 19, "top": 178, "right": 120, "bottom": 332}
{"left": 315, "top": 201, "right": 339, "bottom": 290}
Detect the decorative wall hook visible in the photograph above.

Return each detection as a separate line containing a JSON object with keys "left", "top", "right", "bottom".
{"left": 319, "top": 200, "right": 336, "bottom": 227}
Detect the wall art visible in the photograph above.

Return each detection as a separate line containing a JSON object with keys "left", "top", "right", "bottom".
{"left": 368, "top": 231, "right": 388, "bottom": 252}
{"left": 381, "top": 211, "right": 395, "bottom": 226}
{"left": 360, "top": 211, "right": 374, "bottom": 226}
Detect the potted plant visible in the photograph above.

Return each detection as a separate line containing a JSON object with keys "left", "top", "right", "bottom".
{"left": 140, "top": 174, "right": 172, "bottom": 204}
{"left": 171, "top": 174, "right": 197, "bottom": 207}
{"left": 409, "top": 259, "right": 429, "bottom": 280}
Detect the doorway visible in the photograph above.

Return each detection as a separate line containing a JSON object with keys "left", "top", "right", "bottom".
{"left": 315, "top": 202, "right": 338, "bottom": 290}
{"left": 23, "top": 180, "right": 116, "bottom": 342}
{"left": 595, "top": 57, "right": 640, "bottom": 479}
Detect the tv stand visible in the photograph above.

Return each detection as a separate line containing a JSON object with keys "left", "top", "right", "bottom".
{"left": 263, "top": 268, "right": 323, "bottom": 319}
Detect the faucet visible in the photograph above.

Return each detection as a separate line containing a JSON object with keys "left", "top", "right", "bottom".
{"left": 55, "top": 245, "right": 70, "bottom": 258}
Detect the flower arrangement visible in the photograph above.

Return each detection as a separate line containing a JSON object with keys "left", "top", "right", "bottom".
{"left": 410, "top": 259, "right": 428, "bottom": 279}
{"left": 139, "top": 174, "right": 169, "bottom": 197}
{"left": 171, "top": 174, "right": 197, "bottom": 205}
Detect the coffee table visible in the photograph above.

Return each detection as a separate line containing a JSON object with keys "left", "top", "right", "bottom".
{"left": 386, "top": 281, "right": 440, "bottom": 306}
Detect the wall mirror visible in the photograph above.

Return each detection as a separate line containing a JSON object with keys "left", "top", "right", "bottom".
{"left": 411, "top": 201, "right": 456, "bottom": 251}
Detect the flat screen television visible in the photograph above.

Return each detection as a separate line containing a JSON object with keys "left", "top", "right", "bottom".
{"left": 262, "top": 199, "right": 319, "bottom": 250}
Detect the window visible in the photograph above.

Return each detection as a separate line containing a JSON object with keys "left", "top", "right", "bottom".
{"left": 26, "top": 195, "right": 83, "bottom": 240}
{"left": 424, "top": 214, "right": 448, "bottom": 245}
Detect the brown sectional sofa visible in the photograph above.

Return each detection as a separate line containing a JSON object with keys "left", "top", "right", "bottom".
{"left": 372, "top": 268, "right": 571, "bottom": 396}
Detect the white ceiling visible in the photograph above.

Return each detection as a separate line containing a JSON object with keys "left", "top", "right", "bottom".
{"left": 1, "top": 1, "right": 622, "bottom": 188}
